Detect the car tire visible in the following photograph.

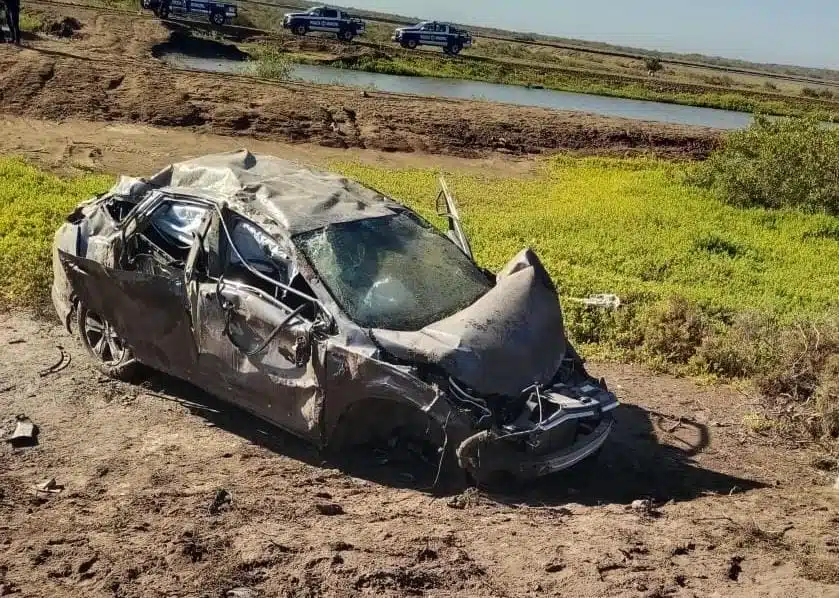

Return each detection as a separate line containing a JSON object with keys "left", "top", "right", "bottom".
{"left": 210, "top": 10, "right": 225, "bottom": 26}
{"left": 448, "top": 42, "right": 462, "bottom": 55}
{"left": 156, "top": 4, "right": 169, "bottom": 19}
{"left": 406, "top": 38, "right": 418, "bottom": 49}
{"left": 76, "top": 302, "right": 139, "bottom": 381}
{"left": 141, "top": 0, "right": 152, "bottom": 9}
{"left": 292, "top": 23, "right": 307, "bottom": 36}
{"left": 328, "top": 400, "right": 467, "bottom": 493}
{"left": 338, "top": 29, "right": 354, "bottom": 42}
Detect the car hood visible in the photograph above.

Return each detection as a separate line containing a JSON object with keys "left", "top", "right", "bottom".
{"left": 371, "top": 249, "right": 567, "bottom": 397}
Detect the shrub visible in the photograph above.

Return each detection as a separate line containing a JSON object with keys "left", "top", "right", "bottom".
{"left": 692, "top": 312, "right": 779, "bottom": 378}
{"left": 644, "top": 57, "right": 663, "bottom": 74}
{"left": 638, "top": 296, "right": 713, "bottom": 367}
{"left": 802, "top": 86, "right": 821, "bottom": 98}
{"left": 249, "top": 45, "right": 291, "bottom": 81}
{"left": 691, "top": 116, "right": 839, "bottom": 215}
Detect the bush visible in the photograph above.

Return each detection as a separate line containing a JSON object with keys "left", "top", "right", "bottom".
{"left": 644, "top": 57, "right": 663, "bottom": 73}
{"left": 692, "top": 312, "right": 778, "bottom": 378}
{"left": 692, "top": 116, "right": 839, "bottom": 215}
{"left": 638, "top": 296, "right": 713, "bottom": 367}
{"left": 249, "top": 45, "right": 291, "bottom": 81}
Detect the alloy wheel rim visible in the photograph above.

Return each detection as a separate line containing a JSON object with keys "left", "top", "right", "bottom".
{"left": 84, "top": 311, "right": 126, "bottom": 365}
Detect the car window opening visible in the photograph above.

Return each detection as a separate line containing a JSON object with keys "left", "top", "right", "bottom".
{"left": 210, "top": 211, "right": 329, "bottom": 327}
{"left": 130, "top": 201, "right": 209, "bottom": 272}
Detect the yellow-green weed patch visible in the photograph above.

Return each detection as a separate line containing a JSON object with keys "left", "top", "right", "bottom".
{"left": 0, "top": 157, "right": 112, "bottom": 307}
{"left": 332, "top": 157, "right": 839, "bottom": 320}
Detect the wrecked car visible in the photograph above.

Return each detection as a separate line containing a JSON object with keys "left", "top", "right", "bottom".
{"left": 52, "top": 150, "right": 618, "bottom": 485}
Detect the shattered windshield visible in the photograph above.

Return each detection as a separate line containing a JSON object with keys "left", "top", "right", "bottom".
{"left": 295, "top": 212, "right": 492, "bottom": 331}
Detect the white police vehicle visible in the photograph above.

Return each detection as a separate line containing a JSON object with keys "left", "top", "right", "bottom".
{"left": 282, "top": 6, "right": 366, "bottom": 42}
{"left": 392, "top": 21, "right": 473, "bottom": 55}
{"left": 142, "top": 0, "right": 238, "bottom": 26}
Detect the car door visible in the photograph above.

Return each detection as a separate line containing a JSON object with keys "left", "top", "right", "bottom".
{"left": 436, "top": 177, "right": 474, "bottom": 259}
{"left": 321, "top": 8, "right": 339, "bottom": 31}
{"left": 420, "top": 22, "right": 435, "bottom": 45}
{"left": 307, "top": 7, "right": 326, "bottom": 31}
{"left": 186, "top": 213, "right": 325, "bottom": 441}
{"left": 59, "top": 196, "right": 211, "bottom": 378}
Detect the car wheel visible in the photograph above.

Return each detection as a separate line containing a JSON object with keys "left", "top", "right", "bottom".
{"left": 448, "top": 42, "right": 462, "bottom": 55}
{"left": 292, "top": 23, "right": 307, "bottom": 36}
{"left": 406, "top": 39, "right": 417, "bottom": 49}
{"left": 338, "top": 29, "right": 354, "bottom": 42}
{"left": 210, "top": 10, "right": 225, "bottom": 26}
{"left": 141, "top": 0, "right": 152, "bottom": 9}
{"left": 156, "top": 4, "right": 169, "bottom": 19}
{"left": 76, "top": 303, "right": 138, "bottom": 381}
{"left": 329, "top": 400, "right": 467, "bottom": 493}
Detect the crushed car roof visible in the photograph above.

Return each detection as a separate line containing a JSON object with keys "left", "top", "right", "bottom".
{"left": 109, "top": 150, "right": 401, "bottom": 235}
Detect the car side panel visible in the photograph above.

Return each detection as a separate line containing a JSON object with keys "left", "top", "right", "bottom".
{"left": 189, "top": 281, "right": 325, "bottom": 443}
{"left": 58, "top": 251, "right": 199, "bottom": 377}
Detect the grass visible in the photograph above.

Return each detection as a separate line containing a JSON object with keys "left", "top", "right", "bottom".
{"left": 19, "top": 11, "right": 44, "bottom": 33}
{"left": 331, "top": 157, "right": 839, "bottom": 321}
{"left": 0, "top": 158, "right": 112, "bottom": 307}
{"left": 6, "top": 153, "right": 837, "bottom": 326}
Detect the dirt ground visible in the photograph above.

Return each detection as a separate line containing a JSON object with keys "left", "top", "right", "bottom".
{"left": 2, "top": 311, "right": 839, "bottom": 598}
{"left": 0, "top": 115, "right": 543, "bottom": 178}
{"left": 0, "top": 4, "right": 718, "bottom": 160}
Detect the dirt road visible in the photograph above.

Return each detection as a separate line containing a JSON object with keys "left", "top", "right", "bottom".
{"left": 0, "top": 5, "right": 718, "bottom": 160}
{"left": 2, "top": 311, "right": 838, "bottom": 598}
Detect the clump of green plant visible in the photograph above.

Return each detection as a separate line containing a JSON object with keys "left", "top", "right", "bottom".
{"left": 19, "top": 10, "right": 44, "bottom": 33}
{"left": 692, "top": 116, "right": 839, "bottom": 216}
{"left": 754, "top": 317, "right": 839, "bottom": 438}
{"left": 0, "top": 158, "right": 112, "bottom": 308}
{"left": 643, "top": 56, "right": 663, "bottom": 74}
{"left": 249, "top": 45, "right": 292, "bottom": 81}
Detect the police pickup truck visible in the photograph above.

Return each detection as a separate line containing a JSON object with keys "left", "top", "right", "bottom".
{"left": 142, "top": 0, "right": 237, "bottom": 26}
{"left": 393, "top": 21, "right": 473, "bottom": 55}
{"left": 283, "top": 6, "right": 366, "bottom": 42}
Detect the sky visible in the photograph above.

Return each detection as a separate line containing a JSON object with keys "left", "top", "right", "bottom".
{"left": 343, "top": 0, "right": 839, "bottom": 70}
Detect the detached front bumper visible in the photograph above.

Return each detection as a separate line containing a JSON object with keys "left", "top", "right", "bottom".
{"left": 454, "top": 380, "right": 618, "bottom": 481}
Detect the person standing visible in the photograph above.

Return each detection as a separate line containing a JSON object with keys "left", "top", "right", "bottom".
{"left": 4, "top": 0, "right": 20, "bottom": 45}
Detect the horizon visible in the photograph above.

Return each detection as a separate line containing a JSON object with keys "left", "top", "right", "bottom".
{"left": 334, "top": 0, "right": 839, "bottom": 71}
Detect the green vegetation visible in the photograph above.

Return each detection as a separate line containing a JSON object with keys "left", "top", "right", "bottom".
{"left": 332, "top": 157, "right": 839, "bottom": 321}
{"left": 248, "top": 45, "right": 292, "bottom": 80}
{"left": 19, "top": 10, "right": 44, "bottom": 33}
{"left": 0, "top": 158, "right": 112, "bottom": 307}
{"left": 693, "top": 116, "right": 839, "bottom": 215}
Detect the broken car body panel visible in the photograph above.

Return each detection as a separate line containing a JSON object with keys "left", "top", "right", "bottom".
{"left": 52, "top": 150, "right": 618, "bottom": 481}
{"left": 372, "top": 248, "right": 567, "bottom": 398}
